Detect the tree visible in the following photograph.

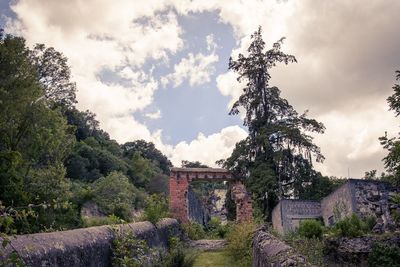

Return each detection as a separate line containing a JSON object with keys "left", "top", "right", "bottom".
{"left": 379, "top": 71, "right": 400, "bottom": 187}
{"left": 220, "top": 27, "right": 325, "bottom": 218}
{"left": 0, "top": 32, "right": 78, "bottom": 232}
{"left": 122, "top": 140, "right": 171, "bottom": 175}
{"left": 30, "top": 44, "right": 77, "bottom": 108}
{"left": 92, "top": 171, "right": 145, "bottom": 220}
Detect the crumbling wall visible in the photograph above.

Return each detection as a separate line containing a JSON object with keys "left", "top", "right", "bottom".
{"left": 352, "top": 180, "right": 398, "bottom": 232}
{"left": 324, "top": 233, "right": 400, "bottom": 266}
{"left": 321, "top": 182, "right": 355, "bottom": 226}
{"left": 272, "top": 202, "right": 283, "bottom": 235}
{"left": 0, "top": 218, "right": 181, "bottom": 267}
{"left": 252, "top": 226, "right": 311, "bottom": 267}
{"left": 231, "top": 181, "right": 253, "bottom": 222}
{"left": 281, "top": 200, "right": 321, "bottom": 234}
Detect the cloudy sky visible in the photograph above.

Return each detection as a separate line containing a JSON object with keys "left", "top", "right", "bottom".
{"left": 1, "top": 0, "right": 400, "bottom": 178}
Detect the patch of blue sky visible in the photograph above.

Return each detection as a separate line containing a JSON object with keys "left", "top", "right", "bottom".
{"left": 0, "top": 0, "right": 15, "bottom": 29}
{"left": 137, "top": 11, "right": 245, "bottom": 145}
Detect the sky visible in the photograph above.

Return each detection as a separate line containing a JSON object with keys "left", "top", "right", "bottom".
{"left": 1, "top": 0, "right": 400, "bottom": 178}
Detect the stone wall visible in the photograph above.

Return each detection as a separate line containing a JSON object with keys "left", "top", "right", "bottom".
{"left": 321, "top": 182, "right": 355, "bottom": 226}
{"left": 271, "top": 202, "right": 283, "bottom": 235}
{"left": 0, "top": 218, "right": 181, "bottom": 267}
{"left": 273, "top": 200, "right": 321, "bottom": 235}
{"left": 252, "top": 226, "right": 311, "bottom": 267}
{"left": 351, "top": 179, "right": 398, "bottom": 231}
{"left": 324, "top": 233, "right": 400, "bottom": 266}
{"left": 188, "top": 186, "right": 210, "bottom": 225}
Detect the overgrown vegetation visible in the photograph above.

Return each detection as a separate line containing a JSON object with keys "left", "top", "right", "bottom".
{"left": 368, "top": 242, "right": 400, "bottom": 267}
{"left": 0, "top": 30, "right": 172, "bottom": 234}
{"left": 328, "top": 214, "right": 375, "bottom": 238}
{"left": 225, "top": 222, "right": 257, "bottom": 267}
{"left": 282, "top": 214, "right": 381, "bottom": 266}
{"left": 112, "top": 231, "right": 152, "bottom": 267}
{"left": 182, "top": 217, "right": 232, "bottom": 240}
{"left": 182, "top": 222, "right": 206, "bottom": 240}
{"left": 298, "top": 219, "right": 324, "bottom": 239}
{"left": 142, "top": 194, "right": 170, "bottom": 225}
{"left": 284, "top": 233, "right": 326, "bottom": 267}
{"left": 159, "top": 236, "right": 198, "bottom": 267}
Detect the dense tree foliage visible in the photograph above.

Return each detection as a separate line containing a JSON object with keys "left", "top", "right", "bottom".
{"left": 0, "top": 31, "right": 170, "bottom": 234}
{"left": 122, "top": 140, "right": 172, "bottom": 175}
{"left": 379, "top": 71, "right": 400, "bottom": 187}
{"left": 220, "top": 27, "right": 328, "bottom": 218}
{"left": 0, "top": 32, "right": 79, "bottom": 232}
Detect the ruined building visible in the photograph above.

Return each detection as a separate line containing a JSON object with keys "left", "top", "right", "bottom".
{"left": 272, "top": 179, "right": 399, "bottom": 234}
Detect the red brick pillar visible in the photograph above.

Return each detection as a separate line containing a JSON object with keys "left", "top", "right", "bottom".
{"left": 231, "top": 181, "right": 253, "bottom": 222}
{"left": 169, "top": 173, "right": 190, "bottom": 223}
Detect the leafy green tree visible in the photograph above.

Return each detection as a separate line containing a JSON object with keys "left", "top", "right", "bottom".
{"left": 379, "top": 71, "right": 400, "bottom": 187}
{"left": 30, "top": 43, "right": 77, "bottom": 108}
{"left": 92, "top": 171, "right": 146, "bottom": 220}
{"left": 122, "top": 140, "right": 171, "bottom": 174}
{"left": 127, "top": 151, "right": 159, "bottom": 188}
{"left": 220, "top": 27, "right": 325, "bottom": 218}
{"left": 65, "top": 140, "right": 128, "bottom": 181}
{"left": 299, "top": 175, "right": 345, "bottom": 201}
{"left": 0, "top": 32, "right": 78, "bottom": 232}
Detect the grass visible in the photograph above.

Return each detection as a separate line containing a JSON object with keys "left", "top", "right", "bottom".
{"left": 193, "top": 250, "right": 249, "bottom": 267}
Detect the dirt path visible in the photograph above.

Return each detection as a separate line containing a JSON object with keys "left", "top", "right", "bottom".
{"left": 187, "top": 239, "right": 227, "bottom": 251}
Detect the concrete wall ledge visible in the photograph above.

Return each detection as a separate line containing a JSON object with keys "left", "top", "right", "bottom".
{"left": 0, "top": 218, "right": 181, "bottom": 267}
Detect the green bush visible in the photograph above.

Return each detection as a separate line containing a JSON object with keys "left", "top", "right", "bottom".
{"left": 112, "top": 231, "right": 150, "bottom": 267}
{"left": 285, "top": 236, "right": 325, "bottom": 266}
{"left": 368, "top": 242, "right": 400, "bottom": 267}
{"left": 143, "top": 194, "right": 169, "bottom": 224}
{"left": 298, "top": 219, "right": 324, "bottom": 239}
{"left": 329, "top": 214, "right": 375, "bottom": 238}
{"left": 92, "top": 171, "right": 145, "bottom": 221}
{"left": 182, "top": 221, "right": 206, "bottom": 240}
{"left": 225, "top": 222, "right": 257, "bottom": 266}
{"left": 162, "top": 237, "right": 197, "bottom": 267}
{"left": 205, "top": 217, "right": 231, "bottom": 239}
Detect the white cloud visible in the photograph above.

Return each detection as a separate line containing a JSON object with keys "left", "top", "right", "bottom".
{"left": 145, "top": 110, "right": 162, "bottom": 119}
{"left": 206, "top": 34, "right": 217, "bottom": 51}
{"left": 162, "top": 51, "right": 219, "bottom": 88}
{"left": 313, "top": 100, "right": 398, "bottom": 178}
{"left": 6, "top": 0, "right": 400, "bottom": 178}
{"left": 5, "top": 0, "right": 183, "bottom": 144}
{"left": 163, "top": 126, "right": 248, "bottom": 167}
{"left": 216, "top": 71, "right": 242, "bottom": 109}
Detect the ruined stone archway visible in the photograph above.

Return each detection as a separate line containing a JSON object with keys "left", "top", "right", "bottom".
{"left": 169, "top": 167, "right": 253, "bottom": 223}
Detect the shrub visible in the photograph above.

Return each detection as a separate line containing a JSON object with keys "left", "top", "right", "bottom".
{"left": 205, "top": 217, "right": 231, "bottom": 239}
{"left": 182, "top": 221, "right": 205, "bottom": 240}
{"left": 329, "top": 214, "right": 374, "bottom": 238}
{"left": 112, "top": 231, "right": 150, "bottom": 267}
{"left": 368, "top": 242, "right": 400, "bottom": 267}
{"left": 143, "top": 194, "right": 169, "bottom": 224}
{"left": 152, "top": 236, "right": 197, "bottom": 267}
{"left": 225, "top": 222, "right": 257, "bottom": 266}
{"left": 285, "top": 236, "right": 325, "bottom": 266}
{"left": 298, "top": 219, "right": 324, "bottom": 239}
{"left": 92, "top": 171, "right": 143, "bottom": 220}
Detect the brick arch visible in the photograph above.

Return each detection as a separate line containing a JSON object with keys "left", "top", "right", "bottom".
{"left": 169, "top": 167, "right": 253, "bottom": 223}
